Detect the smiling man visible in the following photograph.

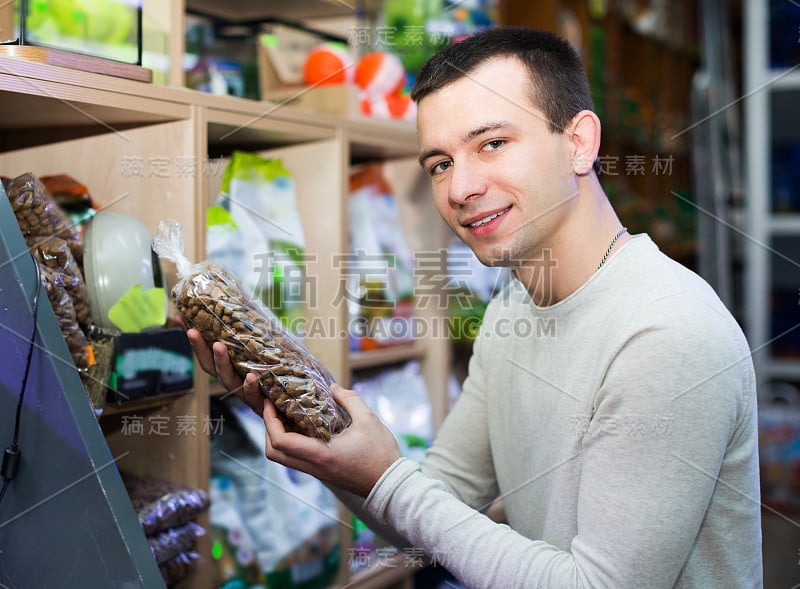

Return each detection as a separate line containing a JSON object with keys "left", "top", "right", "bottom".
{"left": 187, "top": 27, "right": 763, "bottom": 588}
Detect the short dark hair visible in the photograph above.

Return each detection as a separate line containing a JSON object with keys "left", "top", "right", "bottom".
{"left": 411, "top": 26, "right": 594, "bottom": 135}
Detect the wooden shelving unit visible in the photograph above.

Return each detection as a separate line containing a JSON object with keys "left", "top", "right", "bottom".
{"left": 349, "top": 342, "right": 427, "bottom": 371}
{"left": 743, "top": 1, "right": 800, "bottom": 389}
{"left": 0, "top": 2, "right": 450, "bottom": 584}
{"left": 101, "top": 391, "right": 193, "bottom": 417}
{"left": 1, "top": 2, "right": 703, "bottom": 586}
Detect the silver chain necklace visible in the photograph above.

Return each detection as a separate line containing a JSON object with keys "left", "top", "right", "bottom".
{"left": 597, "top": 227, "right": 628, "bottom": 270}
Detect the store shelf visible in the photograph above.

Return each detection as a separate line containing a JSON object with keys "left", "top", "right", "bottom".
{"left": 0, "top": 4, "right": 446, "bottom": 586}
{"left": 771, "top": 67, "right": 800, "bottom": 91}
{"left": 186, "top": 0, "right": 354, "bottom": 22}
{"left": 101, "top": 391, "right": 193, "bottom": 416}
{"left": 349, "top": 342, "right": 428, "bottom": 371}
{"left": 745, "top": 0, "right": 800, "bottom": 390}
{"left": 770, "top": 215, "right": 800, "bottom": 234}
{"left": 766, "top": 359, "right": 800, "bottom": 381}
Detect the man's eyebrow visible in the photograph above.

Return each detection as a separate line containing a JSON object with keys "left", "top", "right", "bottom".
{"left": 461, "top": 121, "right": 518, "bottom": 144}
{"left": 418, "top": 121, "right": 518, "bottom": 167}
{"left": 418, "top": 148, "right": 447, "bottom": 167}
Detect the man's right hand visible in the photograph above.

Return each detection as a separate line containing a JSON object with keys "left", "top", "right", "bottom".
{"left": 178, "top": 316, "right": 266, "bottom": 415}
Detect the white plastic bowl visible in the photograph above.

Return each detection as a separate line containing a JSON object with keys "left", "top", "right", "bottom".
{"left": 83, "top": 210, "right": 164, "bottom": 330}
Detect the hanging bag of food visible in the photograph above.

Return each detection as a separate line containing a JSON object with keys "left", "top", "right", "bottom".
{"left": 153, "top": 219, "right": 350, "bottom": 442}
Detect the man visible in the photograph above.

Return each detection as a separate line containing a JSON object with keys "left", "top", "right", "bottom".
{"left": 188, "top": 27, "right": 763, "bottom": 588}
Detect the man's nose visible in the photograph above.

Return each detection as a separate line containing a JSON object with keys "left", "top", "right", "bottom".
{"left": 448, "top": 161, "right": 488, "bottom": 205}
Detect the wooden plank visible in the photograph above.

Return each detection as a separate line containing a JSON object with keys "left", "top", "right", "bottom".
{"left": 349, "top": 342, "right": 427, "bottom": 370}
{"left": 185, "top": 0, "right": 354, "bottom": 21}
{"left": 0, "top": 45, "right": 153, "bottom": 82}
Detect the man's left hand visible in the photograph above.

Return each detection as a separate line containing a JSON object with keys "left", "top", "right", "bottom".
{"left": 263, "top": 384, "right": 403, "bottom": 497}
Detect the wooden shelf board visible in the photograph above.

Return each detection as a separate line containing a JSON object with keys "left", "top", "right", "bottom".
{"left": 101, "top": 390, "right": 192, "bottom": 417}
{"left": 0, "top": 45, "right": 152, "bottom": 82}
{"left": 0, "top": 54, "right": 421, "bottom": 158}
{"left": 186, "top": 0, "right": 354, "bottom": 22}
{"left": 349, "top": 342, "right": 427, "bottom": 371}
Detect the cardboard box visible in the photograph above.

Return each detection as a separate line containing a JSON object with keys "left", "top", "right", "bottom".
{"left": 107, "top": 327, "right": 194, "bottom": 402}
{"left": 257, "top": 26, "right": 359, "bottom": 116}
{"left": 263, "top": 83, "right": 360, "bottom": 116}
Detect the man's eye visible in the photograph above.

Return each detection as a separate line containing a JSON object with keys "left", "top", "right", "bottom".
{"left": 483, "top": 139, "right": 505, "bottom": 151}
{"left": 430, "top": 160, "right": 453, "bottom": 175}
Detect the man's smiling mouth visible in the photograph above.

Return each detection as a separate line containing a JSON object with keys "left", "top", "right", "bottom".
{"left": 465, "top": 207, "right": 511, "bottom": 227}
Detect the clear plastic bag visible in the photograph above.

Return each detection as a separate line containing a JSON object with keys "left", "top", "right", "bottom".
{"left": 122, "top": 474, "right": 211, "bottom": 536}
{"left": 4, "top": 172, "right": 83, "bottom": 263}
{"left": 147, "top": 522, "right": 203, "bottom": 565}
{"left": 154, "top": 219, "right": 351, "bottom": 442}
{"left": 40, "top": 267, "right": 90, "bottom": 369}
{"left": 158, "top": 550, "right": 200, "bottom": 586}
{"left": 27, "top": 236, "right": 91, "bottom": 325}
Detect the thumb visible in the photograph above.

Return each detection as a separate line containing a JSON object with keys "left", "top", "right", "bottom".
{"left": 331, "top": 383, "right": 371, "bottom": 419}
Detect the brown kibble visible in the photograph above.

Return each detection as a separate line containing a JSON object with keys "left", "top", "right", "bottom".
{"left": 171, "top": 263, "right": 350, "bottom": 440}
{"left": 193, "top": 310, "right": 217, "bottom": 336}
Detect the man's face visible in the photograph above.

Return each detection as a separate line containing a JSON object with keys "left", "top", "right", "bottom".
{"left": 417, "top": 56, "right": 578, "bottom": 267}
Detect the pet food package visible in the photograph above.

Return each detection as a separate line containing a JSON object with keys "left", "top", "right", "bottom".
{"left": 122, "top": 473, "right": 211, "bottom": 536}
{"left": 147, "top": 522, "right": 203, "bottom": 565}
{"left": 159, "top": 551, "right": 200, "bottom": 586}
{"left": 4, "top": 172, "right": 84, "bottom": 263}
{"left": 209, "top": 397, "right": 341, "bottom": 588}
{"left": 39, "top": 271, "right": 91, "bottom": 369}
{"left": 153, "top": 219, "right": 351, "bottom": 442}
{"left": 217, "top": 151, "right": 307, "bottom": 330}
{"left": 4, "top": 173, "right": 92, "bottom": 371}
{"left": 27, "top": 236, "right": 91, "bottom": 324}
{"left": 347, "top": 163, "right": 416, "bottom": 350}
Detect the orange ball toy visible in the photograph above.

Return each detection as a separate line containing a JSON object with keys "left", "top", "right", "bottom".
{"left": 355, "top": 51, "right": 406, "bottom": 97}
{"left": 303, "top": 43, "right": 355, "bottom": 86}
{"left": 360, "top": 93, "right": 417, "bottom": 121}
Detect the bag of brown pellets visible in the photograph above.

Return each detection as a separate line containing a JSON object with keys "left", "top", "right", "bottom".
{"left": 3, "top": 172, "right": 84, "bottom": 263}
{"left": 39, "top": 267, "right": 91, "bottom": 369}
{"left": 153, "top": 219, "right": 351, "bottom": 442}
{"left": 26, "top": 236, "right": 91, "bottom": 325}
{"left": 122, "top": 473, "right": 211, "bottom": 536}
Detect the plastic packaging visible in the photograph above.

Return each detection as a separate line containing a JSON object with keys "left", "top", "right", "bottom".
{"left": 27, "top": 236, "right": 91, "bottom": 324}
{"left": 158, "top": 550, "right": 200, "bottom": 586}
{"left": 347, "top": 163, "right": 416, "bottom": 350}
{"left": 122, "top": 474, "right": 211, "bottom": 536}
{"left": 81, "top": 324, "right": 120, "bottom": 413}
{"left": 352, "top": 361, "right": 432, "bottom": 462}
{"left": 217, "top": 151, "right": 306, "bottom": 329}
{"left": 148, "top": 522, "right": 203, "bottom": 565}
{"left": 39, "top": 267, "right": 91, "bottom": 369}
{"left": 3, "top": 172, "right": 83, "bottom": 263}
{"left": 154, "top": 219, "right": 351, "bottom": 442}
{"left": 209, "top": 397, "right": 341, "bottom": 587}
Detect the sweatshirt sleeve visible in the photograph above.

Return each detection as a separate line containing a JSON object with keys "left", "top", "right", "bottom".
{"left": 328, "top": 310, "right": 501, "bottom": 549}
{"left": 361, "top": 295, "right": 761, "bottom": 589}
{"left": 328, "top": 298, "right": 504, "bottom": 551}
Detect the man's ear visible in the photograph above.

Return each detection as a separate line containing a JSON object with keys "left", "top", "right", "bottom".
{"left": 568, "top": 110, "right": 601, "bottom": 175}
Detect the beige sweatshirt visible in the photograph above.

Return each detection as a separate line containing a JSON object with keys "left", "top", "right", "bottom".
{"left": 340, "top": 234, "right": 762, "bottom": 588}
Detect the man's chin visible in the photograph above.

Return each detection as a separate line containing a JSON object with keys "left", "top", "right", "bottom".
{"left": 474, "top": 249, "right": 515, "bottom": 268}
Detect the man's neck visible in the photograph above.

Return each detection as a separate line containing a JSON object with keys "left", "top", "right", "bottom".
{"left": 514, "top": 181, "right": 628, "bottom": 307}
